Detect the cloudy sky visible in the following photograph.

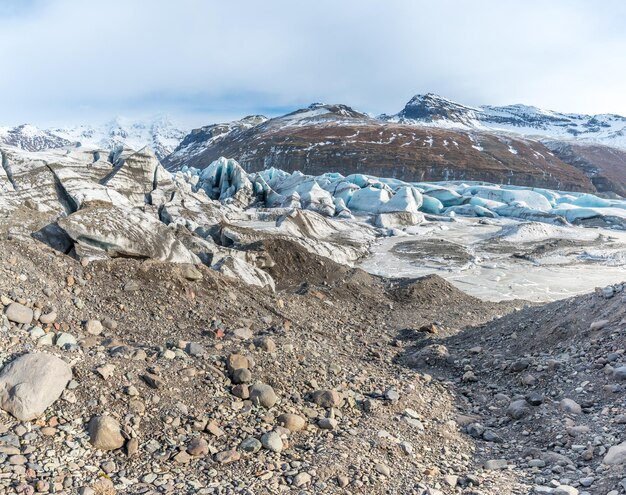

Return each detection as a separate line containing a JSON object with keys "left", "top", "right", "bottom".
{"left": 1, "top": 0, "right": 625, "bottom": 127}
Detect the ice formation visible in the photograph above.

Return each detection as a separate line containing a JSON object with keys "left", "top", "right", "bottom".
{"left": 177, "top": 157, "right": 626, "bottom": 231}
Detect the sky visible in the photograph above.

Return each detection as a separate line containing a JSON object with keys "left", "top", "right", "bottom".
{"left": 1, "top": 0, "right": 626, "bottom": 128}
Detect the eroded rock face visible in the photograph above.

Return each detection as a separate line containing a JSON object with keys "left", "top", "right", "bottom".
{"left": 0, "top": 353, "right": 72, "bottom": 421}
{"left": 58, "top": 205, "right": 199, "bottom": 264}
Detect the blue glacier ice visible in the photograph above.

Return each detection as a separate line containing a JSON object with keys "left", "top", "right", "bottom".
{"left": 176, "top": 157, "right": 626, "bottom": 231}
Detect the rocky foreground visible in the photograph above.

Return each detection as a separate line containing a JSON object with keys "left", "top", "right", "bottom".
{"left": 0, "top": 144, "right": 625, "bottom": 494}
{"left": 1, "top": 228, "right": 626, "bottom": 495}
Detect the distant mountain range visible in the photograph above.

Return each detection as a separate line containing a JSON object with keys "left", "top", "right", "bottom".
{"left": 2, "top": 95, "right": 625, "bottom": 195}
{"left": 0, "top": 116, "right": 187, "bottom": 160}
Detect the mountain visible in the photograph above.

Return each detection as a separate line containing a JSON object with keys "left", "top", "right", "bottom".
{"left": 164, "top": 102, "right": 595, "bottom": 192}
{"left": 385, "top": 93, "right": 626, "bottom": 149}
{"left": 0, "top": 116, "right": 187, "bottom": 160}
{"left": 0, "top": 124, "right": 77, "bottom": 151}
{"left": 164, "top": 95, "right": 626, "bottom": 195}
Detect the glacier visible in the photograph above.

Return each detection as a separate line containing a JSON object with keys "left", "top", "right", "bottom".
{"left": 178, "top": 157, "right": 626, "bottom": 231}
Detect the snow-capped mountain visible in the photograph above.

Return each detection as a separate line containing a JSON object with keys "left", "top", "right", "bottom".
{"left": 0, "top": 124, "right": 77, "bottom": 152}
{"left": 0, "top": 117, "right": 188, "bottom": 160}
{"left": 384, "top": 93, "right": 626, "bottom": 149}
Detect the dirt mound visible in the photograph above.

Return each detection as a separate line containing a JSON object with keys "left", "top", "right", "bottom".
{"left": 402, "top": 282, "right": 626, "bottom": 493}
{"left": 243, "top": 237, "right": 353, "bottom": 290}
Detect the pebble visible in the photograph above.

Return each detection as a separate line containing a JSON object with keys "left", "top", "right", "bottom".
{"left": 5, "top": 302, "right": 33, "bottom": 324}
{"left": 87, "top": 415, "right": 125, "bottom": 450}
{"left": 232, "top": 367, "right": 252, "bottom": 384}
{"left": 277, "top": 413, "right": 306, "bottom": 432}
{"left": 187, "top": 437, "right": 209, "bottom": 456}
{"left": 240, "top": 437, "right": 262, "bottom": 453}
{"left": 375, "top": 463, "right": 391, "bottom": 476}
{"left": 318, "top": 417, "right": 338, "bottom": 430}
{"left": 559, "top": 398, "right": 582, "bottom": 415}
{"left": 261, "top": 431, "right": 283, "bottom": 453}
{"left": 84, "top": 319, "right": 103, "bottom": 335}
{"left": 215, "top": 449, "right": 241, "bottom": 463}
{"left": 311, "top": 389, "right": 342, "bottom": 408}
{"left": 250, "top": 383, "right": 278, "bottom": 408}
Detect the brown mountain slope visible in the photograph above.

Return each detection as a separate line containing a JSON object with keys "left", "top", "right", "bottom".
{"left": 164, "top": 105, "right": 595, "bottom": 192}
{"left": 545, "top": 141, "right": 626, "bottom": 196}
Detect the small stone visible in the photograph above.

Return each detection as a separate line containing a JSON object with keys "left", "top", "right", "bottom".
{"left": 554, "top": 486, "right": 579, "bottom": 495}
{"left": 506, "top": 399, "right": 530, "bottom": 420}
{"left": 39, "top": 311, "right": 57, "bottom": 325}
{"left": 142, "top": 373, "right": 165, "bottom": 389}
{"left": 589, "top": 319, "right": 609, "bottom": 331}
{"left": 337, "top": 475, "right": 349, "bottom": 488}
{"left": 162, "top": 349, "right": 176, "bottom": 359}
{"left": 126, "top": 437, "right": 139, "bottom": 456}
{"left": 559, "top": 398, "right": 582, "bottom": 415}
{"left": 87, "top": 415, "right": 125, "bottom": 451}
{"left": 232, "top": 384, "right": 249, "bottom": 399}
{"left": 231, "top": 368, "right": 252, "bottom": 384}
{"left": 102, "top": 317, "right": 117, "bottom": 330}
{"left": 8, "top": 454, "right": 27, "bottom": 465}
{"left": 294, "top": 472, "right": 312, "bottom": 487}
{"left": 384, "top": 388, "right": 400, "bottom": 401}
{"left": 375, "top": 463, "right": 391, "bottom": 476}
{"left": 261, "top": 431, "right": 283, "bottom": 453}
{"left": 233, "top": 327, "right": 253, "bottom": 340}
{"left": 187, "top": 437, "right": 209, "bottom": 456}
{"left": 5, "top": 303, "right": 33, "bottom": 324}
{"left": 206, "top": 421, "right": 225, "bottom": 437}
{"left": 277, "top": 413, "right": 306, "bottom": 432}
{"left": 604, "top": 441, "right": 626, "bottom": 464}
{"left": 311, "top": 389, "right": 343, "bottom": 408}
{"left": 95, "top": 364, "right": 115, "bottom": 380}
{"left": 186, "top": 342, "right": 203, "bottom": 356}
{"left": 318, "top": 417, "right": 338, "bottom": 430}
{"left": 254, "top": 336, "right": 277, "bottom": 352}
{"left": 174, "top": 450, "right": 191, "bottom": 463}
{"left": 55, "top": 332, "right": 77, "bottom": 348}
{"left": 84, "top": 320, "right": 103, "bottom": 335}
{"left": 240, "top": 437, "right": 262, "bottom": 453}
{"left": 181, "top": 264, "right": 203, "bottom": 281}
{"left": 250, "top": 383, "right": 277, "bottom": 408}
{"left": 484, "top": 459, "right": 508, "bottom": 470}
{"left": 227, "top": 353, "right": 249, "bottom": 371}
{"left": 215, "top": 449, "right": 241, "bottom": 463}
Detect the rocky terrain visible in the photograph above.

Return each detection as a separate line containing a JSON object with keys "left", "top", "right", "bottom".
{"left": 0, "top": 143, "right": 625, "bottom": 494}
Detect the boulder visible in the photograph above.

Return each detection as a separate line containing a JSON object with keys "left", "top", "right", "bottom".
{"left": 0, "top": 353, "right": 72, "bottom": 421}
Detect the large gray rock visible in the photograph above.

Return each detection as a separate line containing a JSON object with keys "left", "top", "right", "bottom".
{"left": 0, "top": 353, "right": 72, "bottom": 420}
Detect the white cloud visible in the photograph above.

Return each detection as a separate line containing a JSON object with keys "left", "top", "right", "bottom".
{"left": 1, "top": 0, "right": 625, "bottom": 126}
